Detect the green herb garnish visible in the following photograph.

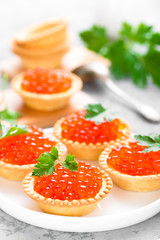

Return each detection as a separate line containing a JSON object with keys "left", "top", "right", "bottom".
{"left": 80, "top": 22, "right": 160, "bottom": 88}
{"left": 32, "top": 146, "right": 78, "bottom": 177}
{"left": 0, "top": 108, "right": 21, "bottom": 124}
{"left": 134, "top": 134, "right": 160, "bottom": 152}
{"left": 0, "top": 122, "right": 29, "bottom": 139}
{"left": 84, "top": 103, "right": 114, "bottom": 124}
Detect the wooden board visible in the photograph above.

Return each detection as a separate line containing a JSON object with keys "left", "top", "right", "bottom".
{"left": 2, "top": 89, "right": 92, "bottom": 128}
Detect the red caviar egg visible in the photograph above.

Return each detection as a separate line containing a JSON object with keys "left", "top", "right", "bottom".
{"left": 61, "top": 110, "right": 127, "bottom": 144}
{"left": 0, "top": 125, "right": 55, "bottom": 165}
{"left": 34, "top": 162, "right": 103, "bottom": 200}
{"left": 21, "top": 67, "right": 72, "bottom": 94}
{"left": 108, "top": 142, "right": 160, "bottom": 176}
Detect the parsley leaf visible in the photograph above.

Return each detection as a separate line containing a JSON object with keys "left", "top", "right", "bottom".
{"left": 84, "top": 103, "right": 114, "bottom": 124}
{"left": 134, "top": 134, "right": 160, "bottom": 152}
{"left": 0, "top": 108, "right": 21, "bottom": 123}
{"left": 80, "top": 22, "right": 160, "bottom": 88}
{"left": 79, "top": 25, "right": 109, "bottom": 55}
{"left": 62, "top": 154, "right": 78, "bottom": 172}
{"left": 32, "top": 146, "right": 78, "bottom": 177}
{"left": 0, "top": 123, "right": 29, "bottom": 139}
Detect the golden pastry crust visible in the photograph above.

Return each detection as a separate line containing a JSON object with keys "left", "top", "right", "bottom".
{"left": 99, "top": 140, "right": 160, "bottom": 192}
{"left": 13, "top": 19, "right": 68, "bottom": 48}
{"left": 12, "top": 37, "right": 70, "bottom": 58}
{"left": 23, "top": 169, "right": 112, "bottom": 216}
{"left": 11, "top": 72, "right": 83, "bottom": 111}
{"left": 18, "top": 48, "right": 69, "bottom": 69}
{"left": 53, "top": 117, "right": 131, "bottom": 161}
{"left": 0, "top": 139, "right": 66, "bottom": 181}
{"left": 12, "top": 19, "right": 70, "bottom": 69}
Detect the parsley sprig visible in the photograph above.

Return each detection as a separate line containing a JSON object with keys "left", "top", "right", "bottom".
{"left": 80, "top": 23, "right": 160, "bottom": 88}
{"left": 32, "top": 146, "right": 78, "bottom": 177}
{"left": 0, "top": 122, "right": 29, "bottom": 139}
{"left": 0, "top": 108, "right": 20, "bottom": 124}
{"left": 84, "top": 103, "right": 114, "bottom": 124}
{"left": 134, "top": 134, "right": 160, "bottom": 152}
{"left": 0, "top": 73, "right": 20, "bottom": 123}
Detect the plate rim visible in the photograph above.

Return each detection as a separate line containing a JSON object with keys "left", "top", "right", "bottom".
{"left": 0, "top": 192, "right": 160, "bottom": 232}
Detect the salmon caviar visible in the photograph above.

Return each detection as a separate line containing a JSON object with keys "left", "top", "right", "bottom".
{"left": 107, "top": 142, "right": 160, "bottom": 176}
{"left": 61, "top": 110, "right": 127, "bottom": 144}
{"left": 34, "top": 162, "right": 103, "bottom": 200}
{"left": 0, "top": 126, "right": 55, "bottom": 165}
{"left": 21, "top": 67, "right": 72, "bottom": 94}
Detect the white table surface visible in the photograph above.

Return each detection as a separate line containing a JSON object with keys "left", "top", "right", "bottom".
{"left": 0, "top": 0, "right": 160, "bottom": 239}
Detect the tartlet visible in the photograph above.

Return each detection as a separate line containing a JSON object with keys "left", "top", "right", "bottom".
{"left": 23, "top": 162, "right": 112, "bottom": 216}
{"left": 12, "top": 19, "right": 70, "bottom": 68}
{"left": 54, "top": 109, "right": 131, "bottom": 160}
{"left": 99, "top": 140, "right": 160, "bottom": 192}
{"left": 11, "top": 68, "right": 82, "bottom": 111}
{"left": 0, "top": 126, "right": 65, "bottom": 181}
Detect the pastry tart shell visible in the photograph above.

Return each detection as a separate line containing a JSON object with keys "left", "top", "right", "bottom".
{"left": 13, "top": 19, "right": 68, "bottom": 48}
{"left": 23, "top": 170, "right": 112, "bottom": 216}
{"left": 18, "top": 48, "right": 69, "bottom": 69}
{"left": 99, "top": 140, "right": 160, "bottom": 192}
{"left": 12, "top": 37, "right": 70, "bottom": 58}
{"left": 53, "top": 117, "right": 131, "bottom": 161}
{"left": 11, "top": 72, "right": 83, "bottom": 111}
{"left": 0, "top": 139, "right": 66, "bottom": 181}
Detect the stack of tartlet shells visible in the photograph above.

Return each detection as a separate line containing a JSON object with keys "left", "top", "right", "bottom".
{"left": 12, "top": 19, "right": 70, "bottom": 69}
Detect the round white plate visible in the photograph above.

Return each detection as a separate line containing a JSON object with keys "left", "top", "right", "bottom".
{"left": 0, "top": 129, "right": 160, "bottom": 232}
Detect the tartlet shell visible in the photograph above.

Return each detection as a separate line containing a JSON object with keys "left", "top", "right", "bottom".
{"left": 11, "top": 72, "right": 83, "bottom": 111}
{"left": 53, "top": 117, "right": 131, "bottom": 161}
{"left": 0, "top": 138, "right": 66, "bottom": 181}
{"left": 99, "top": 140, "right": 160, "bottom": 192}
{"left": 13, "top": 19, "right": 68, "bottom": 48}
{"left": 23, "top": 169, "right": 112, "bottom": 216}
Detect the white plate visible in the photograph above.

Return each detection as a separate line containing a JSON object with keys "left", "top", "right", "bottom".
{"left": 0, "top": 129, "right": 160, "bottom": 232}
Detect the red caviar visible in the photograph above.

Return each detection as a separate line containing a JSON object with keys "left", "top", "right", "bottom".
{"left": 61, "top": 110, "right": 127, "bottom": 144}
{"left": 0, "top": 126, "right": 55, "bottom": 165}
{"left": 21, "top": 67, "right": 72, "bottom": 94}
{"left": 34, "top": 162, "right": 103, "bottom": 200}
{"left": 108, "top": 142, "right": 160, "bottom": 176}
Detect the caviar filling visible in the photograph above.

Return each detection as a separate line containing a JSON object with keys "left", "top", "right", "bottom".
{"left": 107, "top": 142, "right": 160, "bottom": 176}
{"left": 34, "top": 162, "right": 103, "bottom": 200}
{"left": 0, "top": 126, "right": 55, "bottom": 165}
{"left": 61, "top": 110, "right": 127, "bottom": 144}
{"left": 21, "top": 67, "right": 72, "bottom": 94}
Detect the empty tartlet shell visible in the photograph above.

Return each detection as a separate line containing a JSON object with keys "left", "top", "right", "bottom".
{"left": 17, "top": 48, "right": 69, "bottom": 69}
{"left": 13, "top": 19, "right": 68, "bottom": 48}
{"left": 0, "top": 139, "right": 66, "bottom": 181}
{"left": 11, "top": 72, "right": 83, "bottom": 111}
{"left": 99, "top": 140, "right": 160, "bottom": 192}
{"left": 23, "top": 169, "right": 112, "bottom": 216}
{"left": 12, "top": 37, "right": 70, "bottom": 58}
{"left": 53, "top": 117, "right": 131, "bottom": 161}
{"left": 12, "top": 19, "right": 70, "bottom": 68}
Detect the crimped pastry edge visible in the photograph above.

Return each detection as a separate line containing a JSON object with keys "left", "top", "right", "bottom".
{"left": 99, "top": 140, "right": 160, "bottom": 191}
{"left": 11, "top": 71, "right": 83, "bottom": 111}
{"left": 13, "top": 19, "right": 68, "bottom": 45}
{"left": 11, "top": 72, "right": 82, "bottom": 100}
{"left": 53, "top": 116, "right": 131, "bottom": 160}
{"left": 22, "top": 168, "right": 112, "bottom": 208}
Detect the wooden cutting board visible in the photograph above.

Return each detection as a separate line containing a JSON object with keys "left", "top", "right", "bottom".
{"left": 1, "top": 89, "right": 93, "bottom": 128}
{"left": 0, "top": 46, "right": 110, "bottom": 127}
